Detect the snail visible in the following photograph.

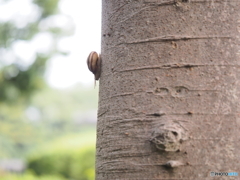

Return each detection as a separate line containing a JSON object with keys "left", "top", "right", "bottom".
{"left": 87, "top": 51, "right": 101, "bottom": 86}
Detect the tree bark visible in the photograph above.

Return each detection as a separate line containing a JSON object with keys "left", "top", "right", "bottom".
{"left": 96, "top": 0, "right": 240, "bottom": 179}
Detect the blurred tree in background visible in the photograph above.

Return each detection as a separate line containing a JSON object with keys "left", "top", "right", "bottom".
{"left": 0, "top": 0, "right": 73, "bottom": 102}
{"left": 0, "top": 0, "right": 74, "bottom": 158}
{"left": 0, "top": 1, "right": 96, "bottom": 179}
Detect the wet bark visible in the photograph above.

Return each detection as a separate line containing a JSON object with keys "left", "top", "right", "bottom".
{"left": 96, "top": 0, "right": 240, "bottom": 179}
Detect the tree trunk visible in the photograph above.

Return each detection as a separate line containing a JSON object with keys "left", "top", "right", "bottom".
{"left": 96, "top": 0, "right": 240, "bottom": 179}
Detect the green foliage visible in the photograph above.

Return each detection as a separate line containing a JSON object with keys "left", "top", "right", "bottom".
{"left": 0, "top": 22, "right": 39, "bottom": 46}
{"left": 27, "top": 131, "right": 96, "bottom": 180}
{"left": 28, "top": 146, "right": 95, "bottom": 180}
{"left": 33, "top": 0, "right": 60, "bottom": 18}
{"left": 0, "top": 84, "right": 98, "bottom": 158}
{"left": 0, "top": 22, "right": 14, "bottom": 47}
{"left": 0, "top": 130, "right": 96, "bottom": 180}
{"left": 0, "top": 54, "right": 47, "bottom": 102}
{"left": 0, "top": 0, "right": 73, "bottom": 102}
{"left": 0, "top": 0, "right": 80, "bottom": 159}
{"left": 0, "top": 3, "right": 97, "bottom": 180}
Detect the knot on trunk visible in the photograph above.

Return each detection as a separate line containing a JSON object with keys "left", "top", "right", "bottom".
{"left": 150, "top": 121, "right": 188, "bottom": 152}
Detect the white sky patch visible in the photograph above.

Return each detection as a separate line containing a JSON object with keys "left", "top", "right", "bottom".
{"left": 46, "top": 0, "right": 101, "bottom": 88}
{"left": 0, "top": 48, "right": 16, "bottom": 66}
{"left": 39, "top": 14, "right": 74, "bottom": 33}
{"left": 0, "top": 0, "right": 40, "bottom": 28}
{"left": 31, "top": 32, "right": 54, "bottom": 54}
{"left": 58, "top": 37, "right": 73, "bottom": 52}
{"left": 12, "top": 40, "right": 36, "bottom": 66}
{"left": 46, "top": 54, "right": 92, "bottom": 88}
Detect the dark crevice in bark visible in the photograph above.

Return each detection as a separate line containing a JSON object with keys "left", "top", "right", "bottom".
{"left": 124, "top": 35, "right": 232, "bottom": 44}
{"left": 118, "top": 64, "right": 239, "bottom": 73}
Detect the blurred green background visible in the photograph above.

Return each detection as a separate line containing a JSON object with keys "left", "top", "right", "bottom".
{"left": 0, "top": 0, "right": 99, "bottom": 179}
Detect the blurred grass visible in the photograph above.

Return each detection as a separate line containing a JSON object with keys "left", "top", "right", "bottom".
{"left": 27, "top": 129, "right": 96, "bottom": 180}
{"left": 0, "top": 129, "right": 96, "bottom": 180}
{"left": 0, "top": 172, "right": 66, "bottom": 180}
{"left": 0, "top": 83, "right": 98, "bottom": 180}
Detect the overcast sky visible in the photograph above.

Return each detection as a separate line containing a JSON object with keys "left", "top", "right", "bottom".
{"left": 49, "top": 0, "right": 101, "bottom": 88}
{"left": 0, "top": 0, "right": 102, "bottom": 88}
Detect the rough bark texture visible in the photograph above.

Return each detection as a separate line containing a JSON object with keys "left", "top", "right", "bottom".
{"left": 96, "top": 0, "right": 240, "bottom": 179}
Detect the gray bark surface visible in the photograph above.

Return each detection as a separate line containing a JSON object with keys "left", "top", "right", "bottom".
{"left": 97, "top": 0, "right": 240, "bottom": 179}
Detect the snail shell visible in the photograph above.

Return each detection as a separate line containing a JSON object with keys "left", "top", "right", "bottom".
{"left": 87, "top": 51, "right": 101, "bottom": 80}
